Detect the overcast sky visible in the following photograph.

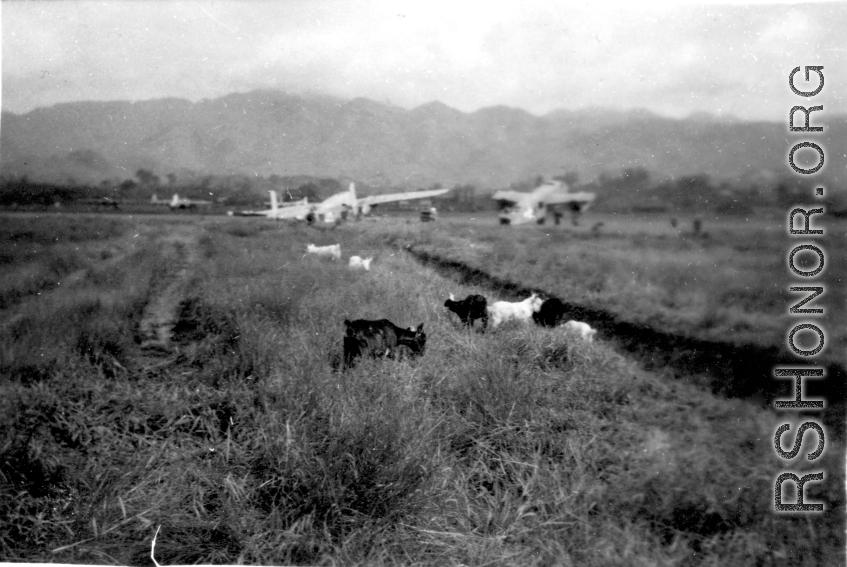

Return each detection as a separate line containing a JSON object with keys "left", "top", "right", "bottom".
{"left": 2, "top": 0, "right": 845, "bottom": 120}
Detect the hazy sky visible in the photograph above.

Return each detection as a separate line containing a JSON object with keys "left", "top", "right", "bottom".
{"left": 2, "top": 0, "right": 845, "bottom": 119}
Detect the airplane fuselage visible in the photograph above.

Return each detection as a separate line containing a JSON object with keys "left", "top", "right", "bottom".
{"left": 493, "top": 180, "right": 595, "bottom": 226}
{"left": 238, "top": 184, "right": 450, "bottom": 223}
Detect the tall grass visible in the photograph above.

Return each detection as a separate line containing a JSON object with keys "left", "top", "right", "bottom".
{"left": 0, "top": 215, "right": 842, "bottom": 566}
{"left": 0, "top": 215, "right": 129, "bottom": 310}
{"left": 374, "top": 213, "right": 846, "bottom": 364}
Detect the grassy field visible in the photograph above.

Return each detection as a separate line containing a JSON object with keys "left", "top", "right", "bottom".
{"left": 368, "top": 211, "right": 846, "bottom": 363}
{"left": 0, "top": 211, "right": 843, "bottom": 566}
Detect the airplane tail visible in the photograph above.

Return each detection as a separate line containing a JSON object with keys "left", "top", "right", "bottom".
{"left": 349, "top": 183, "right": 364, "bottom": 218}
{"left": 170, "top": 194, "right": 180, "bottom": 207}
{"left": 269, "top": 190, "right": 279, "bottom": 216}
{"left": 151, "top": 194, "right": 159, "bottom": 203}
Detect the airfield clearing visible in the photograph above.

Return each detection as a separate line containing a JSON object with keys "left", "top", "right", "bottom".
{"left": 0, "top": 213, "right": 843, "bottom": 566}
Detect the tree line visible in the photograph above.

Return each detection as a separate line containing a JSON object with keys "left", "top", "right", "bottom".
{"left": 3, "top": 167, "right": 843, "bottom": 214}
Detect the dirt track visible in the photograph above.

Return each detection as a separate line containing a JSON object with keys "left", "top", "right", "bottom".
{"left": 407, "top": 247, "right": 846, "bottom": 437}
{"left": 138, "top": 227, "right": 199, "bottom": 352}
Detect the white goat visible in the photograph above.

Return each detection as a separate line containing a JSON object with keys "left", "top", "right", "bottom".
{"left": 562, "top": 320, "right": 597, "bottom": 342}
{"left": 348, "top": 255, "right": 373, "bottom": 271}
{"left": 306, "top": 243, "right": 341, "bottom": 260}
{"left": 486, "top": 293, "right": 543, "bottom": 329}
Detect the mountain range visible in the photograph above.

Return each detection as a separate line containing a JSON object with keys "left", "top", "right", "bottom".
{"left": 2, "top": 89, "right": 845, "bottom": 189}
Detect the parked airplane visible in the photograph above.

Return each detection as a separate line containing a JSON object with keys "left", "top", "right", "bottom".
{"left": 492, "top": 179, "right": 595, "bottom": 225}
{"left": 236, "top": 183, "right": 451, "bottom": 222}
{"left": 151, "top": 193, "right": 212, "bottom": 209}
{"left": 235, "top": 191, "right": 309, "bottom": 217}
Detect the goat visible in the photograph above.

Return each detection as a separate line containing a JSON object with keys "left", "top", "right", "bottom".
{"left": 532, "top": 297, "right": 567, "bottom": 327}
{"left": 348, "top": 255, "right": 374, "bottom": 271}
{"left": 343, "top": 318, "right": 426, "bottom": 368}
{"left": 306, "top": 243, "right": 341, "bottom": 260}
{"left": 444, "top": 293, "right": 488, "bottom": 329}
{"left": 486, "top": 293, "right": 543, "bottom": 329}
{"left": 562, "top": 320, "right": 597, "bottom": 342}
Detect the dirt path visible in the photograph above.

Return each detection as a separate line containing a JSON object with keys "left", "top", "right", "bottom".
{"left": 406, "top": 246, "right": 846, "bottom": 437}
{"left": 139, "top": 227, "right": 200, "bottom": 352}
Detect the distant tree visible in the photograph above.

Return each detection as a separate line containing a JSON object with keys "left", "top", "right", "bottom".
{"left": 454, "top": 185, "right": 475, "bottom": 203}
{"left": 597, "top": 167, "right": 651, "bottom": 193}
{"left": 136, "top": 169, "right": 160, "bottom": 188}
{"left": 316, "top": 177, "right": 343, "bottom": 196}
{"left": 0, "top": 176, "right": 84, "bottom": 206}
{"left": 554, "top": 171, "right": 580, "bottom": 186}
{"left": 774, "top": 181, "right": 804, "bottom": 207}
{"left": 621, "top": 167, "right": 650, "bottom": 187}
{"left": 675, "top": 174, "right": 714, "bottom": 210}
{"left": 455, "top": 185, "right": 478, "bottom": 209}
{"left": 292, "top": 182, "right": 321, "bottom": 202}
{"left": 119, "top": 179, "right": 140, "bottom": 200}
{"left": 437, "top": 184, "right": 478, "bottom": 212}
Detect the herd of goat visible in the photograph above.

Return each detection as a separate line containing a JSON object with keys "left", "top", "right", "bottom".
{"left": 444, "top": 292, "right": 597, "bottom": 338}
{"left": 305, "top": 243, "right": 598, "bottom": 369}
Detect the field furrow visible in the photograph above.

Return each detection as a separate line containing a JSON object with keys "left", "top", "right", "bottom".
{"left": 138, "top": 229, "right": 200, "bottom": 351}
{"left": 405, "top": 246, "right": 847, "bottom": 437}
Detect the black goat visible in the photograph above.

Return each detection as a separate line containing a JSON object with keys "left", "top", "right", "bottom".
{"left": 532, "top": 297, "right": 567, "bottom": 327}
{"left": 443, "top": 293, "right": 488, "bottom": 329}
{"left": 343, "top": 319, "right": 426, "bottom": 368}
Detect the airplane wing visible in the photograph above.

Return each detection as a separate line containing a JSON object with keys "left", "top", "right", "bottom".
{"left": 235, "top": 208, "right": 276, "bottom": 217}
{"left": 542, "top": 191, "right": 596, "bottom": 205}
{"left": 360, "top": 188, "right": 451, "bottom": 206}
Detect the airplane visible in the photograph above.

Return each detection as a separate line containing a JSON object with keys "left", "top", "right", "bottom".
{"left": 151, "top": 193, "right": 213, "bottom": 209}
{"left": 491, "top": 179, "right": 596, "bottom": 226}
{"left": 235, "top": 183, "right": 451, "bottom": 222}
{"left": 234, "top": 192, "right": 309, "bottom": 217}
